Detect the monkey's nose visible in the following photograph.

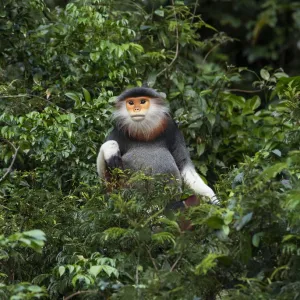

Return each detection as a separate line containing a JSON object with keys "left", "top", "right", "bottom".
{"left": 134, "top": 107, "right": 140, "bottom": 112}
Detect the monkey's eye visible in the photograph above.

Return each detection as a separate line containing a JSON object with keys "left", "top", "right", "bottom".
{"left": 140, "top": 99, "right": 147, "bottom": 104}
{"left": 128, "top": 100, "right": 134, "bottom": 105}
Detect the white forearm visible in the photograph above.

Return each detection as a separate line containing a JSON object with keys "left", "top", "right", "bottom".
{"left": 181, "top": 165, "right": 218, "bottom": 203}
{"left": 96, "top": 140, "right": 120, "bottom": 178}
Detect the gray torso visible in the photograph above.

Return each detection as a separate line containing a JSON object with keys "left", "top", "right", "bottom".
{"left": 107, "top": 118, "right": 190, "bottom": 184}
{"left": 121, "top": 139, "right": 181, "bottom": 182}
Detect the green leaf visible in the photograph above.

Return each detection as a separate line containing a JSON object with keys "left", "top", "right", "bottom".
{"left": 195, "top": 254, "right": 224, "bottom": 275}
{"left": 65, "top": 92, "right": 81, "bottom": 106}
{"left": 222, "top": 225, "right": 230, "bottom": 235}
{"left": 235, "top": 212, "right": 253, "bottom": 231}
{"left": 67, "top": 265, "right": 75, "bottom": 274}
{"left": 82, "top": 88, "right": 91, "bottom": 102}
{"left": 147, "top": 72, "right": 157, "bottom": 88}
{"left": 27, "top": 285, "right": 44, "bottom": 292}
{"left": 89, "top": 265, "right": 119, "bottom": 278}
{"left": 252, "top": 232, "right": 264, "bottom": 247}
{"left": 103, "top": 227, "right": 128, "bottom": 240}
{"left": 224, "top": 210, "right": 234, "bottom": 225}
{"left": 59, "top": 266, "right": 65, "bottom": 277}
{"left": 282, "top": 234, "right": 300, "bottom": 242}
{"left": 272, "top": 149, "right": 281, "bottom": 157}
{"left": 72, "top": 274, "right": 92, "bottom": 287}
{"left": 90, "top": 52, "right": 100, "bottom": 62}
{"left": 260, "top": 162, "right": 287, "bottom": 181}
{"left": 196, "top": 144, "right": 205, "bottom": 156}
{"left": 242, "top": 96, "right": 261, "bottom": 115}
{"left": 154, "top": 9, "right": 164, "bottom": 17}
{"left": 248, "top": 95, "right": 261, "bottom": 110}
{"left": 89, "top": 266, "right": 102, "bottom": 277}
{"left": 23, "top": 230, "right": 46, "bottom": 241}
{"left": 207, "top": 113, "right": 216, "bottom": 127}
{"left": 101, "top": 265, "right": 119, "bottom": 278}
{"left": 152, "top": 232, "right": 175, "bottom": 245}
{"left": 205, "top": 216, "right": 224, "bottom": 229}
{"left": 260, "top": 69, "right": 270, "bottom": 81}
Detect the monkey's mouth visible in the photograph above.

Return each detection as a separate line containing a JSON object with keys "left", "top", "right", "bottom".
{"left": 131, "top": 115, "right": 145, "bottom": 121}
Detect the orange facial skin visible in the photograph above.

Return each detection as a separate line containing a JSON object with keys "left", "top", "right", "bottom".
{"left": 125, "top": 97, "right": 151, "bottom": 121}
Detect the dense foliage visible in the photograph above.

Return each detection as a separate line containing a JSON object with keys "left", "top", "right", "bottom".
{"left": 1, "top": 0, "right": 300, "bottom": 299}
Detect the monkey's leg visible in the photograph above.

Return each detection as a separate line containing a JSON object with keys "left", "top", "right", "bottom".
{"left": 165, "top": 195, "right": 200, "bottom": 231}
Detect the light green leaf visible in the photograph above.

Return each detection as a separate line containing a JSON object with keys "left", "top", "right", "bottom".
{"left": 224, "top": 210, "right": 234, "bottom": 225}
{"left": 252, "top": 232, "right": 264, "bottom": 247}
{"left": 222, "top": 225, "right": 230, "bottom": 235}
{"left": 89, "top": 265, "right": 119, "bottom": 278}
{"left": 207, "top": 113, "right": 216, "bottom": 127}
{"left": 89, "top": 265, "right": 102, "bottom": 277}
{"left": 260, "top": 69, "right": 270, "bottom": 81}
{"left": 154, "top": 9, "right": 164, "bottom": 17}
{"left": 82, "top": 88, "right": 91, "bottom": 102}
{"left": 205, "top": 216, "right": 224, "bottom": 229}
{"left": 90, "top": 52, "right": 100, "bottom": 62}
{"left": 59, "top": 266, "right": 65, "bottom": 277}
{"left": 67, "top": 265, "right": 75, "bottom": 274}
{"left": 147, "top": 72, "right": 157, "bottom": 87}
{"left": 235, "top": 212, "right": 253, "bottom": 231}
{"left": 272, "top": 149, "right": 281, "bottom": 157}
{"left": 196, "top": 143, "right": 205, "bottom": 156}
{"left": 152, "top": 232, "right": 175, "bottom": 246}
{"left": 101, "top": 265, "right": 119, "bottom": 278}
{"left": 72, "top": 274, "right": 92, "bottom": 287}
{"left": 260, "top": 162, "right": 287, "bottom": 181}
{"left": 23, "top": 230, "right": 46, "bottom": 241}
{"left": 65, "top": 92, "right": 81, "bottom": 106}
{"left": 195, "top": 254, "right": 224, "bottom": 275}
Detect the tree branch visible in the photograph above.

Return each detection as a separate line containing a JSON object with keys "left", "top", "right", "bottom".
{"left": 190, "top": 0, "right": 199, "bottom": 25}
{"left": 170, "top": 254, "right": 182, "bottom": 272}
{"left": 203, "top": 44, "right": 220, "bottom": 63}
{"left": 63, "top": 290, "right": 100, "bottom": 300}
{"left": 0, "top": 94, "right": 67, "bottom": 111}
{"left": 226, "top": 88, "right": 262, "bottom": 94}
{"left": 146, "top": 246, "right": 158, "bottom": 271}
{"left": 0, "top": 139, "right": 20, "bottom": 182}
{"left": 156, "top": 0, "right": 179, "bottom": 78}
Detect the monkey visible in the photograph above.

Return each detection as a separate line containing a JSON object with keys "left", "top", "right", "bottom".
{"left": 96, "top": 87, "right": 218, "bottom": 207}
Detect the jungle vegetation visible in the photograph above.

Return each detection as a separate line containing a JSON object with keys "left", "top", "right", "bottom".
{"left": 1, "top": 0, "right": 300, "bottom": 299}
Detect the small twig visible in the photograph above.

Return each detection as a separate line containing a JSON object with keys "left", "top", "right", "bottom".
{"left": 146, "top": 246, "right": 158, "bottom": 271}
{"left": 190, "top": 0, "right": 199, "bottom": 25}
{"left": 135, "top": 250, "right": 142, "bottom": 298}
{"left": 0, "top": 94, "right": 67, "bottom": 111}
{"left": 0, "top": 94, "right": 28, "bottom": 98}
{"left": 170, "top": 254, "right": 183, "bottom": 272}
{"left": 0, "top": 139, "right": 20, "bottom": 182}
{"left": 156, "top": 0, "right": 179, "bottom": 78}
{"left": 203, "top": 44, "right": 220, "bottom": 63}
{"left": 226, "top": 88, "right": 262, "bottom": 94}
{"left": 63, "top": 290, "right": 99, "bottom": 300}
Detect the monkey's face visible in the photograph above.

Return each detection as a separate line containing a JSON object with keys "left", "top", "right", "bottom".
{"left": 125, "top": 97, "right": 151, "bottom": 122}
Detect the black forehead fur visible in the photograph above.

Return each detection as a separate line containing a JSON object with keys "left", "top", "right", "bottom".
{"left": 117, "top": 87, "right": 163, "bottom": 102}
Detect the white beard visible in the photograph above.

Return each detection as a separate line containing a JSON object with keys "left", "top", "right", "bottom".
{"left": 113, "top": 100, "right": 169, "bottom": 139}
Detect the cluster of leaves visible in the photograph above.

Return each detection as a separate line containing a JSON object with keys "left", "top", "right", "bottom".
{"left": 0, "top": 230, "right": 47, "bottom": 299}
{"left": 194, "top": 0, "right": 300, "bottom": 73}
{"left": 1, "top": 0, "right": 300, "bottom": 299}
